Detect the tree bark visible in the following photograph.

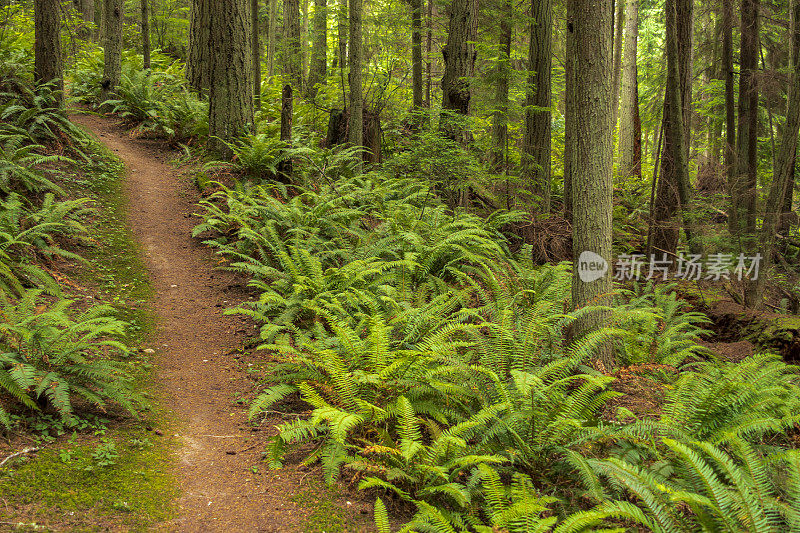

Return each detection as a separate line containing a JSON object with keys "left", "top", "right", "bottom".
{"left": 101, "top": 0, "right": 123, "bottom": 102}
{"left": 723, "top": 0, "right": 736, "bottom": 211}
{"left": 73, "top": 0, "right": 95, "bottom": 39}
{"left": 745, "top": 0, "right": 800, "bottom": 307}
{"left": 410, "top": 0, "right": 424, "bottom": 122}
{"left": 490, "top": 0, "right": 511, "bottom": 170}
{"left": 563, "top": 6, "right": 576, "bottom": 221}
{"left": 307, "top": 0, "right": 327, "bottom": 95}
{"left": 347, "top": 0, "right": 364, "bottom": 172}
{"left": 34, "top": 0, "right": 63, "bottom": 106}
{"left": 618, "top": 0, "right": 641, "bottom": 180}
{"left": 284, "top": 0, "right": 303, "bottom": 89}
{"left": 610, "top": 0, "right": 624, "bottom": 127}
{"left": 187, "top": 0, "right": 211, "bottom": 94}
{"left": 425, "top": 0, "right": 433, "bottom": 108}
{"left": 268, "top": 0, "right": 277, "bottom": 77}
{"left": 141, "top": 0, "right": 151, "bottom": 70}
{"left": 439, "top": 0, "right": 477, "bottom": 142}
{"left": 568, "top": 0, "right": 613, "bottom": 367}
{"left": 522, "top": 0, "right": 552, "bottom": 212}
{"left": 336, "top": 0, "right": 347, "bottom": 69}
{"left": 208, "top": 0, "right": 254, "bottom": 156}
{"left": 252, "top": 0, "right": 262, "bottom": 108}
{"left": 730, "top": 0, "right": 760, "bottom": 238}
{"left": 649, "top": 0, "right": 692, "bottom": 257}
{"left": 302, "top": 0, "right": 310, "bottom": 80}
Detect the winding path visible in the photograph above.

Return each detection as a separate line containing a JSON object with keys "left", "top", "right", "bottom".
{"left": 71, "top": 114, "right": 360, "bottom": 532}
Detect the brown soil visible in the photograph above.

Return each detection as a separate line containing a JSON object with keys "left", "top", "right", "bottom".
{"left": 71, "top": 114, "right": 371, "bottom": 532}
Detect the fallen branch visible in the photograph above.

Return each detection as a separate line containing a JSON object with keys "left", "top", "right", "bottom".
{"left": 0, "top": 447, "right": 40, "bottom": 468}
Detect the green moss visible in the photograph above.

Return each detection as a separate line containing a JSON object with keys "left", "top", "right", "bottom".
{"left": 291, "top": 483, "right": 358, "bottom": 533}
{"left": 0, "top": 428, "right": 177, "bottom": 531}
{"left": 0, "top": 137, "right": 179, "bottom": 530}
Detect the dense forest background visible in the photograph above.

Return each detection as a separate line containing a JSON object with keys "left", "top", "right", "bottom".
{"left": 1, "top": 0, "right": 800, "bottom": 530}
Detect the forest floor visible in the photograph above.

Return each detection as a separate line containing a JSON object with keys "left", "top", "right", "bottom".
{"left": 70, "top": 113, "right": 372, "bottom": 532}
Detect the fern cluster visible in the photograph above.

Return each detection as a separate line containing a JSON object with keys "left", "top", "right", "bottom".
{"left": 188, "top": 166, "right": 800, "bottom": 531}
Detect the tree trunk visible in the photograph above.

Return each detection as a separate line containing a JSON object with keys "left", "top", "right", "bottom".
{"left": 490, "top": 0, "right": 511, "bottom": 171}
{"left": 252, "top": 0, "right": 262, "bottom": 108}
{"left": 268, "top": 0, "right": 277, "bottom": 77}
{"left": 568, "top": 0, "right": 613, "bottom": 367}
{"left": 723, "top": 0, "right": 736, "bottom": 210}
{"left": 187, "top": 0, "right": 211, "bottom": 94}
{"left": 618, "top": 0, "right": 641, "bottom": 180}
{"left": 649, "top": 0, "right": 692, "bottom": 257}
{"left": 425, "top": 0, "right": 432, "bottom": 108}
{"left": 302, "top": 0, "right": 310, "bottom": 80}
{"left": 34, "top": 0, "right": 63, "bottom": 106}
{"left": 439, "top": 0, "right": 477, "bottom": 142}
{"left": 101, "top": 0, "right": 123, "bottom": 102}
{"left": 141, "top": 0, "right": 151, "bottom": 69}
{"left": 336, "top": 0, "right": 347, "bottom": 69}
{"left": 410, "top": 0, "right": 424, "bottom": 122}
{"left": 730, "top": 0, "right": 760, "bottom": 238}
{"left": 610, "top": 0, "right": 624, "bottom": 128}
{"left": 208, "top": 0, "right": 254, "bottom": 156}
{"left": 73, "top": 0, "right": 95, "bottom": 39}
{"left": 522, "top": 0, "right": 552, "bottom": 212}
{"left": 745, "top": 0, "right": 800, "bottom": 307}
{"left": 278, "top": 84, "right": 294, "bottom": 180}
{"left": 347, "top": 0, "right": 364, "bottom": 172}
{"left": 563, "top": 7, "right": 576, "bottom": 221}
{"left": 307, "top": 0, "right": 327, "bottom": 95}
{"left": 284, "top": 0, "right": 303, "bottom": 89}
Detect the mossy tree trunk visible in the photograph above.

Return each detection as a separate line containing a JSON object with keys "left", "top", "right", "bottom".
{"left": 439, "top": 0, "right": 477, "bottom": 142}
{"left": 208, "top": 0, "right": 254, "bottom": 157}
{"left": 523, "top": 0, "right": 552, "bottom": 213}
{"left": 307, "top": 0, "right": 327, "bottom": 95}
{"left": 618, "top": 0, "right": 641, "bottom": 180}
{"left": 410, "top": 0, "right": 424, "bottom": 124}
{"left": 489, "top": 0, "right": 511, "bottom": 172}
{"left": 347, "top": 0, "right": 364, "bottom": 172}
{"left": 730, "top": 0, "right": 760, "bottom": 238}
{"left": 568, "top": 0, "right": 613, "bottom": 368}
{"left": 34, "top": 0, "right": 63, "bottom": 106}
{"left": 101, "top": 0, "right": 123, "bottom": 102}
{"left": 610, "top": 0, "right": 624, "bottom": 127}
{"left": 723, "top": 0, "right": 736, "bottom": 206}
{"left": 187, "top": 0, "right": 211, "bottom": 94}
{"left": 284, "top": 0, "right": 303, "bottom": 90}
{"left": 252, "top": 0, "right": 262, "bottom": 108}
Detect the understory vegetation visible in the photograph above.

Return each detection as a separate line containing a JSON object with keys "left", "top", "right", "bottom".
{"left": 0, "top": 29, "right": 173, "bottom": 529}
{"left": 2, "top": 0, "right": 800, "bottom": 529}
{"left": 54, "top": 21, "right": 800, "bottom": 532}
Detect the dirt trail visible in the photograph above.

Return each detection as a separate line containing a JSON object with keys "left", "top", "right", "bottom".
{"left": 71, "top": 114, "right": 361, "bottom": 532}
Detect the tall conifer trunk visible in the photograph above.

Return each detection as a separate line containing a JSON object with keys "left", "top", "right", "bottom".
{"left": 101, "top": 0, "right": 123, "bottom": 102}
{"left": 187, "top": 0, "right": 211, "bottom": 94}
{"left": 347, "top": 0, "right": 364, "bottom": 172}
{"left": 307, "top": 0, "right": 328, "bottom": 95}
{"left": 252, "top": 0, "right": 262, "bottom": 108}
{"left": 618, "top": 0, "right": 641, "bottom": 180}
{"left": 568, "top": 0, "right": 613, "bottom": 367}
{"left": 410, "top": 0, "right": 424, "bottom": 122}
{"left": 490, "top": 0, "right": 511, "bottom": 171}
{"left": 141, "top": 0, "right": 151, "bottom": 70}
{"left": 649, "top": 0, "right": 692, "bottom": 256}
{"left": 523, "top": 0, "right": 552, "bottom": 212}
{"left": 731, "top": 0, "right": 760, "bottom": 238}
{"left": 34, "top": 0, "right": 63, "bottom": 106}
{"left": 439, "top": 0, "right": 477, "bottom": 142}
{"left": 208, "top": 0, "right": 254, "bottom": 156}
